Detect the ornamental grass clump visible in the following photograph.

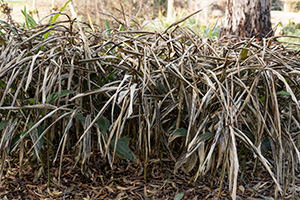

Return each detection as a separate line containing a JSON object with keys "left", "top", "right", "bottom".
{"left": 0, "top": 9, "right": 299, "bottom": 198}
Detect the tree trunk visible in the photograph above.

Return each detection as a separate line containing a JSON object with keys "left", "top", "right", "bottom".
{"left": 167, "top": 0, "right": 174, "bottom": 21}
{"left": 221, "top": 0, "right": 273, "bottom": 39}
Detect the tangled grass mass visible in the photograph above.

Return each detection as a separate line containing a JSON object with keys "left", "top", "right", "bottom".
{"left": 0, "top": 9, "right": 300, "bottom": 199}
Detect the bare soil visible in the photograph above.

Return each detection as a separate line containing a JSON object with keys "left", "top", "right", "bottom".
{"left": 1, "top": 0, "right": 68, "bottom": 23}
{"left": 271, "top": 10, "right": 300, "bottom": 26}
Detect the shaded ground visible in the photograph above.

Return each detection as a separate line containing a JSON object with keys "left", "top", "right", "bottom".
{"left": 1, "top": 151, "right": 295, "bottom": 200}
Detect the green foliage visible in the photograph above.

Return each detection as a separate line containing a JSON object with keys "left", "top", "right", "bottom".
{"left": 174, "top": 192, "right": 185, "bottom": 200}
{"left": 277, "top": 20, "right": 300, "bottom": 49}
{"left": 51, "top": 0, "right": 70, "bottom": 23}
{"left": 43, "top": 0, "right": 70, "bottom": 40}
{"left": 21, "top": 6, "right": 37, "bottom": 29}
{"left": 203, "top": 21, "right": 221, "bottom": 38}
{"left": 143, "top": 9, "right": 221, "bottom": 38}
{"left": 0, "top": 20, "right": 17, "bottom": 34}
{"left": 168, "top": 128, "right": 187, "bottom": 144}
{"left": 0, "top": 120, "right": 8, "bottom": 131}
{"left": 97, "top": 117, "right": 110, "bottom": 133}
{"left": 47, "top": 90, "right": 75, "bottom": 104}
{"left": 111, "top": 136, "right": 134, "bottom": 161}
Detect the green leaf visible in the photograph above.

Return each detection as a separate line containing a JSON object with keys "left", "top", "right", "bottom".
{"left": 27, "top": 99, "right": 35, "bottom": 104}
{"left": 43, "top": 0, "right": 70, "bottom": 43}
{"left": 10, "top": 129, "right": 30, "bottom": 153}
{"left": 120, "top": 136, "right": 130, "bottom": 143}
{"left": 262, "top": 137, "right": 271, "bottom": 149}
{"left": 130, "top": 21, "right": 135, "bottom": 27}
{"left": 203, "top": 22, "right": 219, "bottom": 37}
{"left": 104, "top": 20, "right": 111, "bottom": 38}
{"left": 37, "top": 125, "right": 44, "bottom": 148}
{"left": 52, "top": 0, "right": 70, "bottom": 23}
{"left": 0, "top": 30, "right": 4, "bottom": 38}
{"left": 43, "top": 30, "right": 51, "bottom": 42}
{"left": 168, "top": 128, "right": 187, "bottom": 144}
{"left": 97, "top": 117, "right": 110, "bottom": 134}
{"left": 47, "top": 90, "right": 74, "bottom": 104}
{"left": 239, "top": 48, "right": 248, "bottom": 60}
{"left": 0, "top": 20, "right": 18, "bottom": 34}
{"left": 75, "top": 114, "right": 86, "bottom": 122}
{"left": 174, "top": 192, "right": 185, "bottom": 200}
{"left": 198, "top": 132, "right": 214, "bottom": 142}
{"left": 0, "top": 120, "right": 8, "bottom": 131}
{"left": 21, "top": 6, "right": 37, "bottom": 29}
{"left": 260, "top": 90, "right": 290, "bottom": 102}
{"left": 276, "top": 90, "right": 290, "bottom": 96}
{"left": 101, "top": 69, "right": 116, "bottom": 86}
{"left": 243, "top": 130, "right": 254, "bottom": 143}
{"left": 111, "top": 136, "right": 134, "bottom": 161}
{"left": 30, "top": 125, "right": 44, "bottom": 158}
{"left": 104, "top": 20, "right": 110, "bottom": 30}
{"left": 41, "top": 0, "right": 70, "bottom": 48}
{"left": 10, "top": 133, "right": 21, "bottom": 153}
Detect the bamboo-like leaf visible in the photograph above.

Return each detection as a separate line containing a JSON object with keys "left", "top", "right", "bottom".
{"left": 127, "top": 83, "right": 137, "bottom": 118}
{"left": 168, "top": 128, "right": 187, "bottom": 144}
{"left": 0, "top": 119, "right": 17, "bottom": 152}
{"left": 174, "top": 116, "right": 211, "bottom": 173}
{"left": 111, "top": 136, "right": 134, "bottom": 161}
{"left": 82, "top": 114, "right": 92, "bottom": 165}
{"left": 75, "top": 93, "right": 117, "bottom": 147}
{"left": 195, "top": 112, "right": 224, "bottom": 178}
{"left": 268, "top": 68, "right": 299, "bottom": 109}
{"left": 234, "top": 128, "right": 283, "bottom": 193}
{"left": 10, "top": 106, "right": 66, "bottom": 153}
{"left": 48, "top": 90, "right": 75, "bottom": 104}
{"left": 0, "top": 120, "right": 8, "bottom": 131}
{"left": 21, "top": 6, "right": 37, "bottom": 29}
{"left": 28, "top": 111, "right": 72, "bottom": 154}
{"left": 54, "top": 109, "right": 77, "bottom": 163}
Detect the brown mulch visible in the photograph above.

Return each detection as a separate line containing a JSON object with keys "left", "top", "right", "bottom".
{"left": 1, "top": 152, "right": 296, "bottom": 200}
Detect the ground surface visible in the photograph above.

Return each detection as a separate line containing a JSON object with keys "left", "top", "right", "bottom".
{"left": 0, "top": 152, "right": 286, "bottom": 200}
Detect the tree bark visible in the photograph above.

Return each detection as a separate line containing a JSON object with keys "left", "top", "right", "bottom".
{"left": 221, "top": 0, "right": 273, "bottom": 39}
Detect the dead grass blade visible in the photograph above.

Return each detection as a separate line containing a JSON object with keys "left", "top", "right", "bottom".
{"left": 0, "top": 11, "right": 299, "bottom": 198}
